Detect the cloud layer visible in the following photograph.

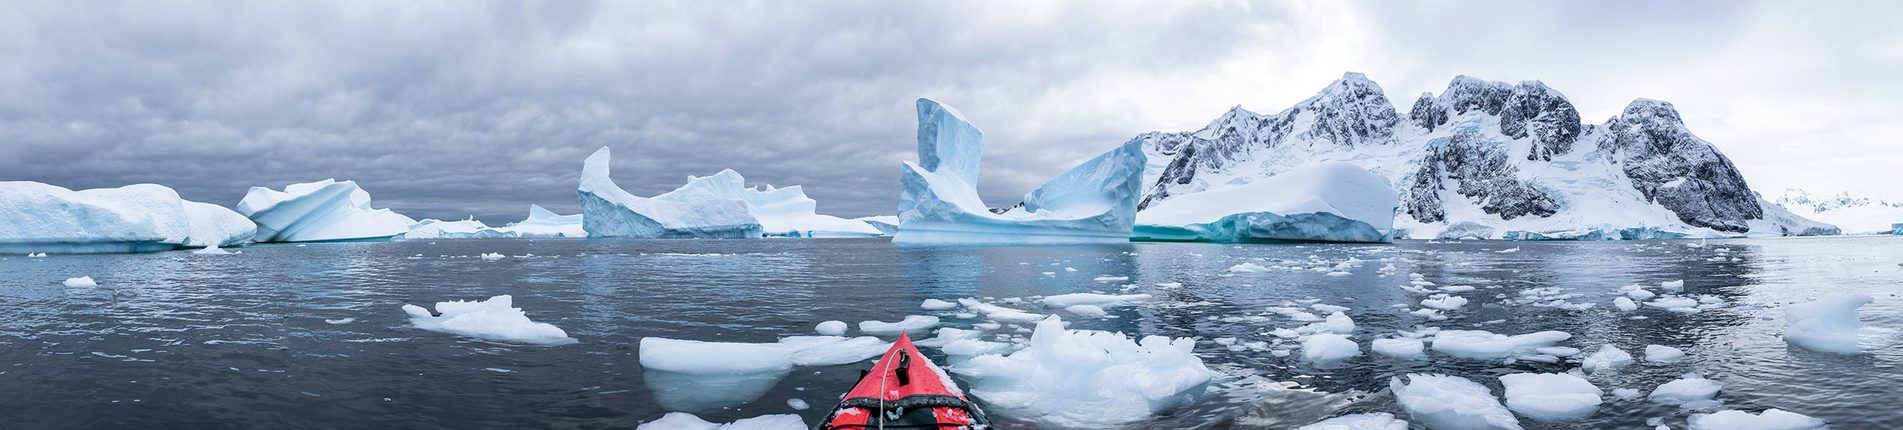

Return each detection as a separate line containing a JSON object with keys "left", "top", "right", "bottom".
{"left": 3, "top": 1, "right": 1897, "bottom": 222}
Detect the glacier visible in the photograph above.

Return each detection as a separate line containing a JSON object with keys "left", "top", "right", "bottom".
{"left": 1133, "top": 72, "right": 1837, "bottom": 240}
{"left": 497, "top": 205, "right": 586, "bottom": 238}
{"left": 1132, "top": 162, "right": 1397, "bottom": 243}
{"left": 894, "top": 98, "right": 1146, "bottom": 244}
{"left": 238, "top": 179, "right": 415, "bottom": 243}
{"left": 0, "top": 181, "right": 256, "bottom": 253}
{"left": 577, "top": 147, "right": 877, "bottom": 239}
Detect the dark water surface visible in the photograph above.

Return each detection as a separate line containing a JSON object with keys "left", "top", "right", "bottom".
{"left": 1, "top": 237, "right": 1898, "bottom": 429}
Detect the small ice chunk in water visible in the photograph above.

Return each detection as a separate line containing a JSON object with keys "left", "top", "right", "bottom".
{"left": 1431, "top": 330, "right": 1571, "bottom": 359}
{"left": 479, "top": 252, "right": 504, "bottom": 260}
{"left": 1660, "top": 280, "right": 1685, "bottom": 292}
{"left": 325, "top": 318, "right": 355, "bottom": 325}
{"left": 920, "top": 299, "right": 957, "bottom": 310}
{"left": 401, "top": 295, "right": 573, "bottom": 345}
{"left": 1041, "top": 293, "right": 1150, "bottom": 308}
{"left": 636, "top": 412, "right": 806, "bottom": 430}
{"left": 1229, "top": 262, "right": 1271, "bottom": 273}
{"left": 62, "top": 276, "right": 97, "bottom": 287}
{"left": 1421, "top": 296, "right": 1469, "bottom": 310}
{"left": 857, "top": 315, "right": 940, "bottom": 335}
{"left": 1782, "top": 293, "right": 1879, "bottom": 354}
{"left": 1064, "top": 305, "right": 1108, "bottom": 318}
{"left": 957, "top": 298, "right": 1044, "bottom": 323}
{"left": 1649, "top": 373, "right": 1722, "bottom": 405}
{"left": 1499, "top": 373, "right": 1603, "bottom": 422}
{"left": 1372, "top": 338, "right": 1425, "bottom": 359}
{"left": 1092, "top": 275, "right": 1129, "bottom": 282}
{"left": 1687, "top": 409, "right": 1825, "bottom": 430}
{"left": 786, "top": 398, "right": 809, "bottom": 411}
{"left": 1390, "top": 373, "right": 1522, "bottom": 430}
{"left": 1611, "top": 388, "right": 1643, "bottom": 400}
{"left": 1614, "top": 297, "right": 1639, "bottom": 311}
{"left": 1581, "top": 345, "right": 1634, "bottom": 374}
{"left": 1322, "top": 312, "right": 1356, "bottom": 334}
{"left": 1297, "top": 412, "right": 1408, "bottom": 430}
{"left": 1301, "top": 333, "right": 1360, "bottom": 363}
{"left": 814, "top": 320, "right": 847, "bottom": 336}
{"left": 952, "top": 315, "right": 1213, "bottom": 428}
{"left": 1644, "top": 345, "right": 1686, "bottom": 363}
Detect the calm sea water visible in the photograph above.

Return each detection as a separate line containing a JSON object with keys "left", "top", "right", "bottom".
{"left": 0, "top": 237, "right": 1898, "bottom": 429}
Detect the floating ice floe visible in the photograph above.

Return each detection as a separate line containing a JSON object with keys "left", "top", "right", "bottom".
{"left": 893, "top": 99, "right": 1146, "bottom": 245}
{"left": 479, "top": 252, "right": 505, "bottom": 260}
{"left": 62, "top": 276, "right": 97, "bottom": 287}
{"left": 1421, "top": 295, "right": 1469, "bottom": 310}
{"left": 1581, "top": 345, "right": 1634, "bottom": 374}
{"left": 1614, "top": 297, "right": 1639, "bottom": 311}
{"left": 814, "top": 320, "right": 847, "bottom": 336}
{"left": 1229, "top": 262, "right": 1272, "bottom": 273}
{"left": 1297, "top": 412, "right": 1409, "bottom": 430}
{"left": 640, "top": 335, "right": 889, "bottom": 411}
{"left": 920, "top": 298, "right": 958, "bottom": 310}
{"left": 957, "top": 298, "right": 1045, "bottom": 323}
{"left": 497, "top": 205, "right": 586, "bottom": 238}
{"left": 636, "top": 412, "right": 806, "bottom": 430}
{"left": 401, "top": 295, "right": 574, "bottom": 345}
{"left": 1782, "top": 292, "right": 1882, "bottom": 354}
{"left": 1372, "top": 338, "right": 1426, "bottom": 359}
{"left": 1431, "top": 330, "right": 1571, "bottom": 359}
{"left": 1390, "top": 373, "right": 1522, "bottom": 430}
{"left": 1686, "top": 408, "right": 1825, "bottom": 430}
{"left": 952, "top": 315, "right": 1213, "bottom": 428}
{"left": 1040, "top": 293, "right": 1150, "bottom": 308}
{"left": 1131, "top": 162, "right": 1398, "bottom": 243}
{"left": 857, "top": 315, "right": 939, "bottom": 335}
{"left": 1644, "top": 345, "right": 1686, "bottom": 363}
{"left": 1301, "top": 333, "right": 1360, "bottom": 363}
{"left": 1499, "top": 373, "right": 1602, "bottom": 422}
{"left": 577, "top": 147, "right": 763, "bottom": 238}
{"left": 239, "top": 179, "right": 412, "bottom": 243}
{"left": 1648, "top": 373, "right": 1722, "bottom": 406}
{"left": 0, "top": 182, "right": 257, "bottom": 253}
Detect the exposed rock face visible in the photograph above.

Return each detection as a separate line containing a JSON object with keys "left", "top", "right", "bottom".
{"left": 1128, "top": 72, "right": 1829, "bottom": 238}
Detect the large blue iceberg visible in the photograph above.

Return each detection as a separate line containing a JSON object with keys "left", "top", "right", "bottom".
{"left": 0, "top": 181, "right": 256, "bottom": 253}
{"left": 1132, "top": 162, "right": 1398, "bottom": 243}
{"left": 578, "top": 147, "right": 879, "bottom": 238}
{"left": 894, "top": 99, "right": 1146, "bottom": 244}
{"left": 238, "top": 179, "right": 416, "bottom": 243}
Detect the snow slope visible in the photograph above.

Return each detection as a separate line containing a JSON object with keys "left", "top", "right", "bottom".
{"left": 1774, "top": 189, "right": 1903, "bottom": 234}
{"left": 895, "top": 98, "right": 1146, "bottom": 244}
{"left": 1133, "top": 161, "right": 1396, "bottom": 242}
{"left": 0, "top": 181, "right": 256, "bottom": 253}
{"left": 1133, "top": 72, "right": 1834, "bottom": 239}
{"left": 237, "top": 179, "right": 414, "bottom": 243}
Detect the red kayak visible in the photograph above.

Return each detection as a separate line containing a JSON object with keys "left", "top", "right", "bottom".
{"left": 818, "top": 332, "right": 991, "bottom": 429}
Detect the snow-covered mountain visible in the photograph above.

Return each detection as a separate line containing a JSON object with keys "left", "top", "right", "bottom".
{"left": 1132, "top": 72, "right": 1837, "bottom": 239}
{"left": 1773, "top": 189, "right": 1903, "bottom": 234}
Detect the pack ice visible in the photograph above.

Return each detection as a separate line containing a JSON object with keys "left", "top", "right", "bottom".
{"left": 894, "top": 98, "right": 1146, "bottom": 244}
{"left": 238, "top": 179, "right": 415, "bottom": 243}
{"left": 951, "top": 315, "right": 1213, "bottom": 427}
{"left": 1133, "top": 162, "right": 1398, "bottom": 243}
{"left": 0, "top": 181, "right": 256, "bottom": 253}
{"left": 578, "top": 147, "right": 878, "bottom": 238}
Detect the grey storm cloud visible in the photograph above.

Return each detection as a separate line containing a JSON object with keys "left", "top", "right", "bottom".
{"left": 3, "top": 1, "right": 1899, "bottom": 222}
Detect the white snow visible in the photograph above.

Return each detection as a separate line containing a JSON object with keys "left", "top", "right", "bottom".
{"left": 814, "top": 320, "right": 847, "bottom": 336}
{"left": 1133, "top": 162, "right": 1399, "bottom": 243}
{"left": 894, "top": 99, "right": 1146, "bottom": 245}
{"left": 1297, "top": 413, "right": 1409, "bottom": 430}
{"left": 637, "top": 412, "right": 806, "bottom": 430}
{"left": 1301, "top": 333, "right": 1361, "bottom": 362}
{"left": 1687, "top": 409, "right": 1825, "bottom": 430}
{"left": 1430, "top": 330, "right": 1572, "bottom": 359}
{"left": 238, "top": 179, "right": 412, "bottom": 243}
{"left": 1648, "top": 374, "right": 1722, "bottom": 405}
{"left": 1390, "top": 373, "right": 1522, "bottom": 430}
{"left": 1782, "top": 293, "right": 1880, "bottom": 354}
{"left": 400, "top": 295, "right": 574, "bottom": 345}
{"left": 952, "top": 315, "right": 1214, "bottom": 428}
{"left": 1499, "top": 373, "right": 1602, "bottom": 422}
{"left": 1644, "top": 345, "right": 1687, "bottom": 363}
{"left": 576, "top": 147, "right": 763, "bottom": 238}
{"left": 62, "top": 276, "right": 97, "bottom": 287}
{"left": 857, "top": 315, "right": 940, "bottom": 335}
{"left": 1581, "top": 345, "right": 1635, "bottom": 374}
{"left": 0, "top": 182, "right": 256, "bottom": 253}
{"left": 1372, "top": 338, "right": 1426, "bottom": 359}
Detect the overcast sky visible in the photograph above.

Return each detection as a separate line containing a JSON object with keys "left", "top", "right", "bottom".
{"left": 3, "top": 1, "right": 1898, "bottom": 222}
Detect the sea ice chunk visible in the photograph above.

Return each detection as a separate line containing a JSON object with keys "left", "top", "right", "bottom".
{"left": 1648, "top": 374, "right": 1721, "bottom": 405}
{"left": 1614, "top": 297, "right": 1639, "bottom": 311}
{"left": 1782, "top": 293, "right": 1879, "bottom": 353}
{"left": 1040, "top": 293, "right": 1150, "bottom": 308}
{"left": 636, "top": 412, "right": 806, "bottom": 430}
{"left": 1297, "top": 413, "right": 1409, "bottom": 430}
{"left": 1301, "top": 333, "right": 1361, "bottom": 362}
{"left": 957, "top": 298, "right": 1044, "bottom": 323}
{"left": 952, "top": 315, "right": 1214, "bottom": 428}
{"left": 1581, "top": 345, "right": 1634, "bottom": 374}
{"left": 920, "top": 298, "right": 958, "bottom": 310}
{"left": 495, "top": 204, "right": 587, "bottom": 238}
{"left": 576, "top": 147, "right": 763, "bottom": 238}
{"left": 1686, "top": 409, "right": 1825, "bottom": 430}
{"left": 62, "top": 276, "right": 97, "bottom": 287}
{"left": 1390, "top": 373, "right": 1522, "bottom": 430}
{"left": 1431, "top": 330, "right": 1571, "bottom": 359}
{"left": 1133, "top": 162, "right": 1399, "bottom": 243}
{"left": 1373, "top": 338, "right": 1427, "bottom": 359}
{"left": 894, "top": 99, "right": 1146, "bottom": 244}
{"left": 814, "top": 320, "right": 847, "bottom": 336}
{"left": 857, "top": 315, "right": 940, "bottom": 335}
{"left": 401, "top": 295, "right": 574, "bottom": 345}
{"left": 238, "top": 179, "right": 413, "bottom": 243}
{"left": 1499, "top": 373, "right": 1603, "bottom": 422}
{"left": 1644, "top": 345, "right": 1686, "bottom": 363}
{"left": 405, "top": 219, "right": 513, "bottom": 239}
{"left": 639, "top": 335, "right": 889, "bottom": 411}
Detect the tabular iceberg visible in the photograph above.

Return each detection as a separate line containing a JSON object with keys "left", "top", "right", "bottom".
{"left": 237, "top": 179, "right": 415, "bottom": 243}
{"left": 0, "top": 181, "right": 256, "bottom": 253}
{"left": 1133, "top": 162, "right": 1397, "bottom": 243}
{"left": 498, "top": 205, "right": 586, "bottom": 238}
{"left": 577, "top": 147, "right": 877, "bottom": 238}
{"left": 894, "top": 98, "right": 1146, "bottom": 244}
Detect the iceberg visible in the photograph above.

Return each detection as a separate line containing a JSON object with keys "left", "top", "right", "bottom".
{"left": 497, "top": 205, "right": 586, "bottom": 238}
{"left": 894, "top": 98, "right": 1146, "bottom": 244}
{"left": 737, "top": 181, "right": 882, "bottom": 238}
{"left": 1133, "top": 162, "right": 1398, "bottom": 243}
{"left": 854, "top": 215, "right": 900, "bottom": 236}
{"left": 404, "top": 219, "right": 515, "bottom": 239}
{"left": 238, "top": 179, "right": 414, "bottom": 243}
{"left": 400, "top": 295, "right": 574, "bottom": 346}
{"left": 0, "top": 181, "right": 256, "bottom": 253}
{"left": 578, "top": 148, "right": 876, "bottom": 238}
{"left": 1782, "top": 293, "right": 1881, "bottom": 354}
